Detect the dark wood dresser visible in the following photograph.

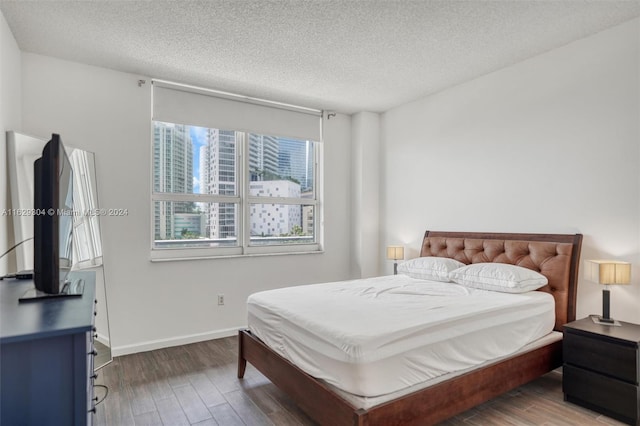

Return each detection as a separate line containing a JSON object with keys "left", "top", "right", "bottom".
{"left": 0, "top": 271, "right": 97, "bottom": 426}
{"left": 563, "top": 316, "right": 640, "bottom": 425}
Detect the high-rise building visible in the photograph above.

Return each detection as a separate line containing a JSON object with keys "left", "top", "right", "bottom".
{"left": 249, "top": 134, "right": 279, "bottom": 181}
{"left": 199, "top": 129, "right": 238, "bottom": 239}
{"left": 278, "top": 137, "right": 313, "bottom": 191}
{"left": 153, "top": 122, "right": 193, "bottom": 239}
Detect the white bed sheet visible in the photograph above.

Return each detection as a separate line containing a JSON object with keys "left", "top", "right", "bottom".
{"left": 332, "top": 331, "right": 562, "bottom": 410}
{"left": 248, "top": 274, "right": 555, "bottom": 397}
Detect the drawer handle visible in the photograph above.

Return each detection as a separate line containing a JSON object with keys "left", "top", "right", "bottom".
{"left": 89, "top": 349, "right": 98, "bottom": 356}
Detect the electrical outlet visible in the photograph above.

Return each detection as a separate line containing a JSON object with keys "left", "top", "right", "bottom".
{"left": 217, "top": 294, "right": 224, "bottom": 305}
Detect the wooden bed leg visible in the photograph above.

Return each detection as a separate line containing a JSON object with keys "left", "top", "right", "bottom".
{"left": 238, "top": 358, "right": 247, "bottom": 379}
{"left": 237, "top": 330, "right": 247, "bottom": 378}
{"left": 354, "top": 409, "right": 367, "bottom": 426}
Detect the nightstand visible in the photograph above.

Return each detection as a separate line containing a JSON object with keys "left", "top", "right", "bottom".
{"left": 563, "top": 317, "right": 640, "bottom": 425}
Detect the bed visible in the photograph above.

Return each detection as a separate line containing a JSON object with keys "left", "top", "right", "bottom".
{"left": 237, "top": 231, "right": 583, "bottom": 425}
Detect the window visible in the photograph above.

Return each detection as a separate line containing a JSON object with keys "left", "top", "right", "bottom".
{"left": 69, "top": 149, "right": 103, "bottom": 268}
{"left": 151, "top": 81, "right": 322, "bottom": 259}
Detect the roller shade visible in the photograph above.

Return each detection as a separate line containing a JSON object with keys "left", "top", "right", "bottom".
{"left": 152, "top": 81, "right": 322, "bottom": 141}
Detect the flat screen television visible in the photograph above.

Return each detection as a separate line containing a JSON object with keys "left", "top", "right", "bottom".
{"left": 20, "top": 134, "right": 82, "bottom": 300}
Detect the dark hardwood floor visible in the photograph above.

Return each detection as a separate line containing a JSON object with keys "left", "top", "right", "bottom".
{"left": 94, "top": 336, "right": 625, "bottom": 426}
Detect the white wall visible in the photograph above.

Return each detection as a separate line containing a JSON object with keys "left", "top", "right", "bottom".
{"left": 0, "top": 10, "right": 22, "bottom": 275}
{"left": 351, "top": 111, "right": 382, "bottom": 277}
{"left": 21, "top": 53, "right": 353, "bottom": 355}
{"left": 381, "top": 18, "right": 640, "bottom": 323}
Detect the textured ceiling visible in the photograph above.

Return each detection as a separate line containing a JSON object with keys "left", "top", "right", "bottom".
{"left": 1, "top": 1, "right": 639, "bottom": 114}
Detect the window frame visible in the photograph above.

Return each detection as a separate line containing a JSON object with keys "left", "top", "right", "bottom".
{"left": 69, "top": 150, "right": 103, "bottom": 269}
{"left": 150, "top": 123, "right": 323, "bottom": 261}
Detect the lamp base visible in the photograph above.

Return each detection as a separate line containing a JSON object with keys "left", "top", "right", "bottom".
{"left": 590, "top": 315, "right": 621, "bottom": 326}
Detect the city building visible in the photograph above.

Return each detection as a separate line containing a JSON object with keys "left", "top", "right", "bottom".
{"left": 173, "top": 213, "right": 205, "bottom": 239}
{"left": 278, "top": 137, "right": 314, "bottom": 191}
{"left": 153, "top": 122, "right": 193, "bottom": 240}
{"left": 249, "top": 180, "right": 302, "bottom": 237}
{"left": 249, "top": 134, "right": 279, "bottom": 181}
{"left": 199, "top": 128, "right": 237, "bottom": 239}
{"left": 200, "top": 131, "right": 312, "bottom": 240}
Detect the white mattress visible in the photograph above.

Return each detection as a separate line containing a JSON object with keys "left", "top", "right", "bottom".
{"left": 332, "top": 331, "right": 562, "bottom": 410}
{"left": 247, "top": 274, "right": 555, "bottom": 397}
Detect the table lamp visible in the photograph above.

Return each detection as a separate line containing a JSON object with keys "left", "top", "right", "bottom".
{"left": 386, "top": 246, "right": 404, "bottom": 275}
{"left": 584, "top": 259, "right": 631, "bottom": 326}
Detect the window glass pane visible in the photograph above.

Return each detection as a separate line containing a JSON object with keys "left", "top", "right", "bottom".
{"left": 248, "top": 134, "right": 314, "bottom": 198}
{"left": 154, "top": 201, "right": 238, "bottom": 248}
{"left": 153, "top": 121, "right": 238, "bottom": 196}
{"left": 249, "top": 204, "right": 315, "bottom": 245}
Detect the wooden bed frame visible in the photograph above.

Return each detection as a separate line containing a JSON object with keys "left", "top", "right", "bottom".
{"left": 238, "top": 231, "right": 583, "bottom": 425}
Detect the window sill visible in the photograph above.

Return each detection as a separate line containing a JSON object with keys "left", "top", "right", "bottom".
{"left": 149, "top": 248, "right": 324, "bottom": 262}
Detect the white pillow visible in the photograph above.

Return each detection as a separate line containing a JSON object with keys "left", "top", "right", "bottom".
{"left": 397, "top": 257, "right": 466, "bottom": 282}
{"left": 448, "top": 263, "right": 548, "bottom": 293}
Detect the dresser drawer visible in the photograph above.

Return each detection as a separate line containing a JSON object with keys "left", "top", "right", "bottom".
{"left": 564, "top": 364, "right": 639, "bottom": 424}
{"left": 564, "top": 331, "right": 639, "bottom": 384}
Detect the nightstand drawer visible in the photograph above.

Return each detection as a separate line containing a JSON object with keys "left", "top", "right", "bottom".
{"left": 564, "top": 331, "right": 638, "bottom": 383}
{"left": 563, "top": 364, "right": 639, "bottom": 424}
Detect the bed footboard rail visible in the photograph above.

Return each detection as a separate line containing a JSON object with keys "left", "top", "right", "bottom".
{"left": 238, "top": 329, "right": 365, "bottom": 426}
{"left": 364, "top": 339, "right": 563, "bottom": 425}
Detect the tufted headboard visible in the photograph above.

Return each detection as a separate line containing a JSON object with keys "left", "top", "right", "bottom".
{"left": 420, "top": 231, "right": 583, "bottom": 331}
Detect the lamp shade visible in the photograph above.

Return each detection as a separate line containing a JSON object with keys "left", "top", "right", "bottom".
{"left": 386, "top": 246, "right": 404, "bottom": 261}
{"left": 584, "top": 260, "right": 631, "bottom": 285}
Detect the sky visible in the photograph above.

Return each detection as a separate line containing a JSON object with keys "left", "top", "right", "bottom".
{"left": 190, "top": 126, "right": 207, "bottom": 193}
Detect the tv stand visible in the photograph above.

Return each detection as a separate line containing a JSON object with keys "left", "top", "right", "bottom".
{"left": 1, "top": 271, "right": 97, "bottom": 425}
{"left": 19, "top": 277, "right": 85, "bottom": 301}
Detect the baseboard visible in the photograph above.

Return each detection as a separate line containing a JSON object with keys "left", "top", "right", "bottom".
{"left": 95, "top": 332, "right": 110, "bottom": 346}
{"left": 111, "top": 326, "right": 243, "bottom": 357}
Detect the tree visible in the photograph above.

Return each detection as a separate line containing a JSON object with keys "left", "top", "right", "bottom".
{"left": 180, "top": 228, "right": 200, "bottom": 239}
{"left": 291, "top": 225, "right": 304, "bottom": 236}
